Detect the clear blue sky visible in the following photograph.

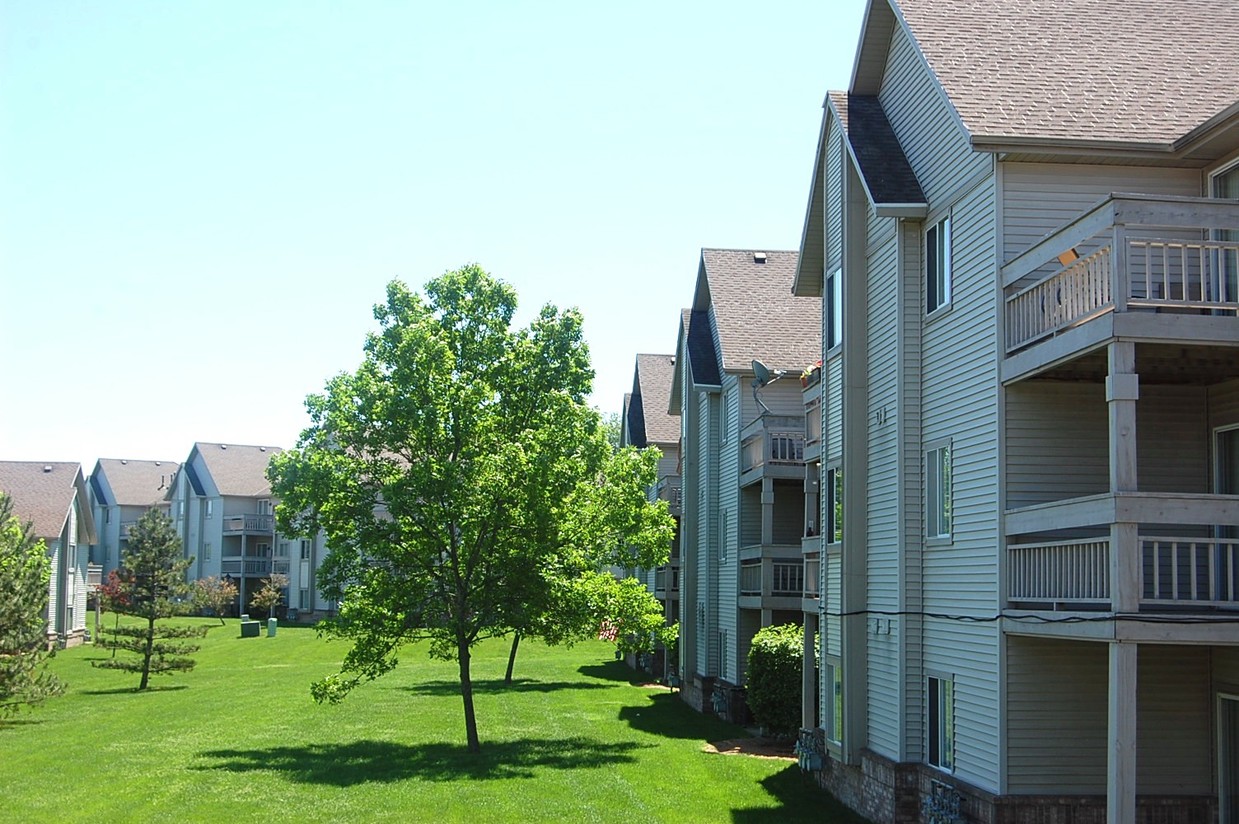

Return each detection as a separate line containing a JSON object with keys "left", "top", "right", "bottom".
{"left": 1, "top": 1, "right": 866, "bottom": 469}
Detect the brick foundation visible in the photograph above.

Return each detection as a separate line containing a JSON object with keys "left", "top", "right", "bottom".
{"left": 811, "top": 744, "right": 1216, "bottom": 824}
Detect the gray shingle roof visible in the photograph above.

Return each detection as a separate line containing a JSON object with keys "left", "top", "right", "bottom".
{"left": 0, "top": 461, "right": 82, "bottom": 540}
{"left": 193, "top": 442, "right": 282, "bottom": 498}
{"left": 895, "top": 0, "right": 1239, "bottom": 147}
{"left": 631, "top": 353, "right": 679, "bottom": 447}
{"left": 699, "top": 249, "right": 822, "bottom": 375}
{"left": 92, "top": 458, "right": 180, "bottom": 507}
{"left": 686, "top": 308, "right": 721, "bottom": 387}
{"left": 844, "top": 95, "right": 926, "bottom": 206}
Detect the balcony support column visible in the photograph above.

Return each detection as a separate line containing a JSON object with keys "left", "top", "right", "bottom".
{"left": 1107, "top": 341, "right": 1140, "bottom": 612}
{"left": 1106, "top": 640, "right": 1138, "bottom": 824}
{"left": 802, "top": 614, "right": 818, "bottom": 729}
{"left": 761, "top": 478, "right": 774, "bottom": 546}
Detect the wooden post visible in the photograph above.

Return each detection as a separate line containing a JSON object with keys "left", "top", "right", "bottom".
{"left": 1107, "top": 341, "right": 1140, "bottom": 612}
{"left": 1107, "top": 641, "right": 1138, "bottom": 824}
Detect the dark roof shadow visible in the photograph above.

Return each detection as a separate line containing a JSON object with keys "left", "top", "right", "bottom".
{"left": 576, "top": 660, "right": 656, "bottom": 686}
{"left": 195, "top": 736, "right": 649, "bottom": 785}
{"left": 617, "top": 691, "right": 749, "bottom": 742}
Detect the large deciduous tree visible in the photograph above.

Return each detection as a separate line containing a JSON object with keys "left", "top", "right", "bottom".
{"left": 0, "top": 493, "right": 64, "bottom": 719}
{"left": 268, "top": 266, "right": 673, "bottom": 753}
{"left": 93, "top": 510, "right": 204, "bottom": 690}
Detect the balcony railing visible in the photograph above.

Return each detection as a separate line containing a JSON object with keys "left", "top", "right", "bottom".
{"left": 657, "top": 476, "right": 682, "bottom": 511}
{"left": 119, "top": 521, "right": 138, "bottom": 539}
{"left": 741, "top": 430, "right": 805, "bottom": 473}
{"left": 222, "top": 514, "right": 275, "bottom": 535}
{"left": 1008, "top": 534, "right": 1239, "bottom": 609}
{"left": 86, "top": 563, "right": 103, "bottom": 590}
{"left": 803, "top": 556, "right": 820, "bottom": 599}
{"left": 739, "top": 559, "right": 806, "bottom": 599}
{"left": 1002, "top": 195, "right": 1239, "bottom": 353}
{"left": 654, "top": 565, "right": 679, "bottom": 596}
{"left": 220, "top": 556, "right": 274, "bottom": 576}
{"left": 804, "top": 396, "right": 822, "bottom": 448}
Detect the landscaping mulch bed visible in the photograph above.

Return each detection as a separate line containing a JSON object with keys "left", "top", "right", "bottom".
{"left": 704, "top": 738, "right": 795, "bottom": 760}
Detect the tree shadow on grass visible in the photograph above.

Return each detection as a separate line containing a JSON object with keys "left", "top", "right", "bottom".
{"left": 0, "top": 718, "right": 45, "bottom": 731}
{"left": 80, "top": 685, "right": 189, "bottom": 696}
{"left": 401, "top": 678, "right": 614, "bottom": 697}
{"left": 577, "top": 660, "right": 658, "bottom": 686}
{"left": 731, "top": 765, "right": 873, "bottom": 824}
{"left": 195, "top": 736, "right": 649, "bottom": 785}
{"left": 617, "top": 691, "right": 749, "bottom": 742}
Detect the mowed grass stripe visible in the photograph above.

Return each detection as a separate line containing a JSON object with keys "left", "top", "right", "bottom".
{"left": 0, "top": 618, "right": 869, "bottom": 823}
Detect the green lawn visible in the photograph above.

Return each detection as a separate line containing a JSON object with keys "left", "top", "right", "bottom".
{"left": 0, "top": 618, "right": 868, "bottom": 823}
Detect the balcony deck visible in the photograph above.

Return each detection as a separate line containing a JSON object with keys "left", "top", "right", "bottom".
{"left": 1005, "top": 492, "right": 1239, "bottom": 616}
{"left": 222, "top": 513, "right": 274, "bottom": 536}
{"left": 1002, "top": 195, "right": 1239, "bottom": 382}
{"left": 738, "top": 556, "right": 806, "bottom": 610}
{"left": 739, "top": 415, "right": 805, "bottom": 486}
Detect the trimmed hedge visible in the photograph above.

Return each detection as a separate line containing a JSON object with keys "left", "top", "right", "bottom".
{"left": 745, "top": 623, "right": 803, "bottom": 735}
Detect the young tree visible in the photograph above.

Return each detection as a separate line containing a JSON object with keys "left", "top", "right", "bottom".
{"left": 192, "top": 576, "right": 238, "bottom": 625}
{"left": 93, "top": 510, "right": 204, "bottom": 690}
{"left": 249, "top": 573, "right": 288, "bottom": 620}
{"left": 745, "top": 623, "right": 804, "bottom": 736}
{"left": 269, "top": 266, "right": 672, "bottom": 753}
{"left": 0, "top": 493, "right": 64, "bottom": 719}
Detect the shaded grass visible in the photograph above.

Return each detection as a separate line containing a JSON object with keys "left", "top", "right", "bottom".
{"left": 0, "top": 617, "right": 870, "bottom": 823}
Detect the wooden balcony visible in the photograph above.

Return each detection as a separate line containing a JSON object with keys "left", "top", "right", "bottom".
{"left": 86, "top": 563, "right": 102, "bottom": 590}
{"left": 1005, "top": 492, "right": 1239, "bottom": 612}
{"left": 657, "top": 475, "right": 682, "bottom": 515}
{"left": 740, "top": 415, "right": 805, "bottom": 486}
{"left": 220, "top": 553, "right": 281, "bottom": 577}
{"left": 222, "top": 514, "right": 274, "bottom": 535}
{"left": 1002, "top": 195, "right": 1239, "bottom": 377}
{"left": 738, "top": 557, "right": 805, "bottom": 610}
{"left": 654, "top": 563, "right": 679, "bottom": 599}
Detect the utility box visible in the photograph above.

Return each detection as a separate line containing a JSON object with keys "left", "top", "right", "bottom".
{"left": 240, "top": 620, "right": 260, "bottom": 638}
{"left": 267, "top": 618, "right": 277, "bottom": 638}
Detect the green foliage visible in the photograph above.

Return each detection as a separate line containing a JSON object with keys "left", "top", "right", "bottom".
{"left": 192, "top": 576, "right": 238, "bottom": 624}
{"left": 0, "top": 493, "right": 63, "bottom": 719}
{"left": 744, "top": 623, "right": 804, "bottom": 736}
{"left": 249, "top": 573, "right": 288, "bottom": 619}
{"left": 92, "top": 509, "right": 204, "bottom": 690}
{"left": 268, "top": 266, "right": 670, "bottom": 752}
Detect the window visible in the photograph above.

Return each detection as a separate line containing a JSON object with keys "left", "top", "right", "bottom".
{"left": 276, "top": 541, "right": 289, "bottom": 558}
{"left": 827, "top": 465, "right": 843, "bottom": 545}
{"left": 257, "top": 499, "right": 272, "bottom": 516}
{"left": 104, "top": 508, "right": 112, "bottom": 525}
{"left": 205, "top": 499, "right": 214, "bottom": 518}
{"left": 257, "top": 542, "right": 272, "bottom": 557}
{"left": 300, "top": 539, "right": 311, "bottom": 560}
{"left": 203, "top": 542, "right": 212, "bottom": 561}
{"left": 926, "top": 215, "right": 952, "bottom": 313}
{"left": 928, "top": 675, "right": 955, "bottom": 771}
{"left": 926, "top": 443, "right": 952, "bottom": 540}
{"left": 826, "top": 267, "right": 843, "bottom": 349}
{"left": 825, "top": 658, "right": 844, "bottom": 745}
{"left": 299, "top": 588, "right": 310, "bottom": 610}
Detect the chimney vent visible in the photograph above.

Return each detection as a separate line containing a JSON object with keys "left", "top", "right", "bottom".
{"left": 753, "top": 252, "right": 767, "bottom": 264}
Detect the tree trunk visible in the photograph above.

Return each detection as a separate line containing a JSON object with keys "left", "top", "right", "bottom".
{"left": 504, "top": 633, "right": 521, "bottom": 685}
{"left": 458, "top": 638, "right": 481, "bottom": 753}
{"left": 139, "top": 614, "right": 155, "bottom": 690}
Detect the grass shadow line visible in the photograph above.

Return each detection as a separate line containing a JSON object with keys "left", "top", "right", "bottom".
{"left": 80, "top": 685, "right": 190, "bottom": 696}
{"left": 195, "top": 736, "right": 650, "bottom": 785}
{"left": 401, "top": 678, "right": 615, "bottom": 697}
{"left": 577, "top": 660, "right": 660, "bottom": 686}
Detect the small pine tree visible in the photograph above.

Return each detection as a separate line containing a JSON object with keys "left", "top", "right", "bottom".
{"left": 745, "top": 623, "right": 804, "bottom": 736}
{"left": 93, "top": 510, "right": 205, "bottom": 690}
{"left": 0, "top": 493, "right": 64, "bottom": 719}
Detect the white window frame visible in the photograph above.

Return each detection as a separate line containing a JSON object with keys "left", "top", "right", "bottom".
{"left": 926, "top": 441, "right": 952, "bottom": 542}
{"left": 300, "top": 539, "right": 311, "bottom": 560}
{"left": 299, "top": 587, "right": 311, "bottom": 610}
{"left": 203, "top": 542, "right": 212, "bottom": 561}
{"left": 928, "top": 672, "right": 955, "bottom": 771}
{"left": 826, "top": 463, "right": 843, "bottom": 547}
{"left": 205, "top": 499, "right": 214, "bottom": 519}
{"left": 826, "top": 267, "right": 843, "bottom": 350}
{"left": 926, "top": 215, "right": 952, "bottom": 315}
{"left": 825, "top": 656, "right": 844, "bottom": 748}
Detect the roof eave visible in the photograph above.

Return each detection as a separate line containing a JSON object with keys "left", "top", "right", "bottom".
{"left": 875, "top": 203, "right": 928, "bottom": 218}
{"left": 973, "top": 134, "right": 1175, "bottom": 156}
{"left": 793, "top": 104, "right": 830, "bottom": 298}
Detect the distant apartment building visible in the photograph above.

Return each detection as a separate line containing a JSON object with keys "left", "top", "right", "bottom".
{"left": 87, "top": 458, "right": 179, "bottom": 578}
{"left": 0, "top": 461, "right": 96, "bottom": 646}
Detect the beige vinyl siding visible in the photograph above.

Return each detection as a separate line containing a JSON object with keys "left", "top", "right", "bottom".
{"left": 863, "top": 227, "right": 902, "bottom": 759}
{"left": 826, "top": 355, "right": 843, "bottom": 458}
{"left": 1005, "top": 636, "right": 1107, "bottom": 793}
{"left": 878, "top": 25, "right": 989, "bottom": 209}
{"left": 741, "top": 379, "right": 811, "bottom": 421}
{"left": 825, "top": 552, "right": 842, "bottom": 658}
{"left": 1005, "top": 382, "right": 1108, "bottom": 509}
{"left": 698, "top": 390, "right": 719, "bottom": 677}
{"left": 46, "top": 540, "right": 60, "bottom": 636}
{"left": 1006, "top": 638, "right": 1213, "bottom": 794}
{"left": 1000, "top": 163, "right": 1201, "bottom": 264}
{"left": 826, "top": 120, "right": 844, "bottom": 271}
{"left": 898, "top": 219, "right": 925, "bottom": 761}
{"left": 924, "top": 619, "right": 999, "bottom": 791}
{"left": 720, "top": 378, "right": 741, "bottom": 682}
{"left": 920, "top": 178, "right": 1001, "bottom": 790}
{"left": 1138, "top": 386, "right": 1208, "bottom": 494}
